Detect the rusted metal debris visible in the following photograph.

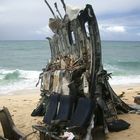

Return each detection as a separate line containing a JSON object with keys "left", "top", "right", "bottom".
{"left": 32, "top": 1, "right": 132, "bottom": 139}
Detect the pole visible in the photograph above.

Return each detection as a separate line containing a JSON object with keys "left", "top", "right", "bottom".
{"left": 44, "top": 0, "right": 56, "bottom": 18}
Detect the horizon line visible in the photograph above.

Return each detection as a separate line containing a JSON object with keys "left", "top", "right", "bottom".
{"left": 0, "top": 39, "right": 140, "bottom": 42}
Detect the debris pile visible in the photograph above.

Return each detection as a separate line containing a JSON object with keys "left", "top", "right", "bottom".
{"left": 32, "top": 1, "right": 132, "bottom": 139}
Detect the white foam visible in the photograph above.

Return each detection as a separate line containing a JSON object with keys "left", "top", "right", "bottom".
{"left": 1, "top": 69, "right": 140, "bottom": 95}
{"left": 109, "top": 75, "right": 140, "bottom": 85}
{"left": 0, "top": 69, "right": 41, "bottom": 95}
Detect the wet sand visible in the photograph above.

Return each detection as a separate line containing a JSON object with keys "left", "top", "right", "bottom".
{"left": 0, "top": 85, "right": 140, "bottom": 140}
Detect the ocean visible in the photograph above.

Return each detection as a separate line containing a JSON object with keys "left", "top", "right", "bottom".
{"left": 0, "top": 40, "right": 140, "bottom": 95}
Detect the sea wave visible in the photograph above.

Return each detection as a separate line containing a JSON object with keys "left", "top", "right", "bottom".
{"left": 0, "top": 67, "right": 140, "bottom": 95}
{"left": 0, "top": 69, "right": 41, "bottom": 95}
{"left": 3, "top": 70, "right": 21, "bottom": 80}
{"left": 104, "top": 61, "right": 140, "bottom": 76}
{"left": 117, "top": 61, "right": 140, "bottom": 68}
{"left": 104, "top": 62, "right": 140, "bottom": 85}
{"left": 109, "top": 75, "right": 140, "bottom": 85}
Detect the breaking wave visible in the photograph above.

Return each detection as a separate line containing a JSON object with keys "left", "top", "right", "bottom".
{"left": 109, "top": 75, "right": 140, "bottom": 85}
{"left": 1, "top": 63, "right": 140, "bottom": 95}
{"left": 0, "top": 69, "right": 40, "bottom": 95}
{"left": 104, "top": 62, "right": 140, "bottom": 85}
{"left": 3, "top": 70, "right": 21, "bottom": 81}
{"left": 116, "top": 61, "right": 140, "bottom": 69}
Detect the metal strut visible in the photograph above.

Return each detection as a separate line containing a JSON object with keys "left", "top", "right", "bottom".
{"left": 54, "top": 2, "right": 63, "bottom": 19}
{"left": 61, "top": 0, "right": 66, "bottom": 12}
{"left": 44, "top": 0, "right": 56, "bottom": 18}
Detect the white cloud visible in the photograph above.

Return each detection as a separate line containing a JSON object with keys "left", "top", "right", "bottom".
{"left": 99, "top": 25, "right": 126, "bottom": 33}
{"left": 106, "top": 26, "right": 126, "bottom": 33}
{"left": 137, "top": 33, "right": 140, "bottom": 36}
{"left": 87, "top": 0, "right": 140, "bottom": 15}
{"left": 0, "top": 0, "right": 139, "bottom": 40}
{"left": 58, "top": 0, "right": 140, "bottom": 16}
{"left": 0, "top": 6, "right": 8, "bottom": 13}
{"left": 35, "top": 25, "right": 53, "bottom": 36}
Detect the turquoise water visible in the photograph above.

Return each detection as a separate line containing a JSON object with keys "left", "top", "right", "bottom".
{"left": 102, "top": 41, "right": 140, "bottom": 75}
{"left": 0, "top": 40, "right": 50, "bottom": 94}
{"left": 102, "top": 41, "right": 140, "bottom": 85}
{"left": 0, "top": 40, "right": 140, "bottom": 94}
{"left": 0, "top": 40, "right": 50, "bottom": 70}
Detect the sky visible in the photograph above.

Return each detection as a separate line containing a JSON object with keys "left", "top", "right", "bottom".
{"left": 0, "top": 0, "right": 140, "bottom": 41}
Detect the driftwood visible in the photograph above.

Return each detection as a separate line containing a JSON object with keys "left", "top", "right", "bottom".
{"left": 0, "top": 107, "right": 26, "bottom": 140}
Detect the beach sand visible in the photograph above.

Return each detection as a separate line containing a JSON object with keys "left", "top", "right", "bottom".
{"left": 0, "top": 85, "right": 140, "bottom": 140}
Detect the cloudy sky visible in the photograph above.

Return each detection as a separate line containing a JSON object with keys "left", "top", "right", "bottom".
{"left": 0, "top": 0, "right": 140, "bottom": 41}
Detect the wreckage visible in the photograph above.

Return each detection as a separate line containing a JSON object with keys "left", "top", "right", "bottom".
{"left": 31, "top": 0, "right": 132, "bottom": 140}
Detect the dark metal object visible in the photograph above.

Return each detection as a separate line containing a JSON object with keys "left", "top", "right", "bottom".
{"left": 54, "top": 2, "right": 63, "bottom": 19}
{"left": 33, "top": 3, "right": 132, "bottom": 140}
{"left": 44, "top": 0, "right": 56, "bottom": 18}
{"left": 60, "top": 0, "right": 66, "bottom": 12}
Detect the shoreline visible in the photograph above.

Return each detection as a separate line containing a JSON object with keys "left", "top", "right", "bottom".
{"left": 0, "top": 84, "right": 140, "bottom": 140}
{"left": 0, "top": 88, "right": 40, "bottom": 96}
{"left": 1, "top": 82, "right": 140, "bottom": 95}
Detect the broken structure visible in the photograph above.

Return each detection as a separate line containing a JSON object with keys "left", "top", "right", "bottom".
{"left": 32, "top": 0, "right": 132, "bottom": 139}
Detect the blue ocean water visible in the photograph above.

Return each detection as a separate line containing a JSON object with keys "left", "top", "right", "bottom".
{"left": 0, "top": 40, "right": 140, "bottom": 94}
